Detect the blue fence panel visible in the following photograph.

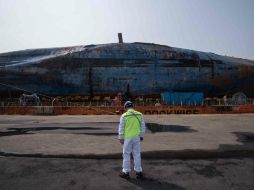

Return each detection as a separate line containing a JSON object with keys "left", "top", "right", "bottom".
{"left": 161, "top": 92, "right": 204, "bottom": 106}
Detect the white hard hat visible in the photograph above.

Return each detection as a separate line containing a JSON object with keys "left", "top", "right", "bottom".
{"left": 124, "top": 101, "right": 133, "bottom": 109}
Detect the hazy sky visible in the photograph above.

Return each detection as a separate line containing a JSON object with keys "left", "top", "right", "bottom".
{"left": 0, "top": 0, "right": 253, "bottom": 59}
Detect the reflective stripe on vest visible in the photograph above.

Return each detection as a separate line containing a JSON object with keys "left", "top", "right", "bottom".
{"left": 122, "top": 109, "right": 142, "bottom": 139}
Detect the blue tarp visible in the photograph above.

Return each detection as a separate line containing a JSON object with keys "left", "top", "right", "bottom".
{"left": 161, "top": 92, "right": 204, "bottom": 106}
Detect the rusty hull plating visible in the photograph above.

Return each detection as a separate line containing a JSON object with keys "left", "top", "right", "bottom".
{"left": 0, "top": 42, "right": 254, "bottom": 98}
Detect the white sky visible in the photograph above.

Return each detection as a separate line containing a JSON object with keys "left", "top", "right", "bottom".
{"left": 0, "top": 0, "right": 253, "bottom": 59}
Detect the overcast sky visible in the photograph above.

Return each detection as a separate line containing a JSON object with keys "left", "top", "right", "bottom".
{"left": 0, "top": 0, "right": 253, "bottom": 59}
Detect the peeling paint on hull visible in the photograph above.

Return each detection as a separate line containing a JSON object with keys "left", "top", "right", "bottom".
{"left": 0, "top": 42, "right": 254, "bottom": 97}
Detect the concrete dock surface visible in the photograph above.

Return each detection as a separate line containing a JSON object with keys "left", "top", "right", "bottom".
{"left": 1, "top": 114, "right": 254, "bottom": 190}
{"left": 1, "top": 157, "right": 254, "bottom": 190}
{"left": 0, "top": 114, "right": 254, "bottom": 158}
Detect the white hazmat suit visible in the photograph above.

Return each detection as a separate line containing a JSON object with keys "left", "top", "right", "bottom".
{"left": 118, "top": 108, "right": 146, "bottom": 173}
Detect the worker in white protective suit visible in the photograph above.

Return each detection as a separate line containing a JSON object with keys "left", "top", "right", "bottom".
{"left": 118, "top": 101, "right": 146, "bottom": 179}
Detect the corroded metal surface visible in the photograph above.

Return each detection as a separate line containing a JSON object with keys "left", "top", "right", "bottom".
{"left": 0, "top": 42, "right": 254, "bottom": 97}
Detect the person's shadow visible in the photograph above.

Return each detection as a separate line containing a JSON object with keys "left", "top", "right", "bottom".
{"left": 128, "top": 177, "right": 186, "bottom": 190}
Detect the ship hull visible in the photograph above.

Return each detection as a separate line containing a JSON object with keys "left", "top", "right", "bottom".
{"left": 0, "top": 43, "right": 254, "bottom": 98}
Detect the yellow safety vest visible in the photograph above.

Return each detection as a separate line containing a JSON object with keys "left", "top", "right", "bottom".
{"left": 122, "top": 109, "right": 142, "bottom": 139}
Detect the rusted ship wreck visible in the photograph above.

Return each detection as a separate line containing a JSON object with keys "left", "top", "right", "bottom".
{"left": 0, "top": 34, "right": 254, "bottom": 98}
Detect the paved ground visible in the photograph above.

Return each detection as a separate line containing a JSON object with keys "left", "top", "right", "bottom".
{"left": 0, "top": 114, "right": 254, "bottom": 189}
{"left": 0, "top": 157, "right": 254, "bottom": 190}
{"left": 0, "top": 114, "right": 254, "bottom": 158}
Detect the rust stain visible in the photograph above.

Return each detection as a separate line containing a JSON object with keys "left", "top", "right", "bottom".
{"left": 239, "top": 66, "right": 254, "bottom": 78}
{"left": 207, "top": 75, "right": 231, "bottom": 87}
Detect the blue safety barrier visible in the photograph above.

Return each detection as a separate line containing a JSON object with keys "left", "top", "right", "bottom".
{"left": 161, "top": 92, "right": 204, "bottom": 106}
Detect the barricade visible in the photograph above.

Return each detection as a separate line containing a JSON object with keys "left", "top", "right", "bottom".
{"left": 1, "top": 105, "right": 254, "bottom": 115}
